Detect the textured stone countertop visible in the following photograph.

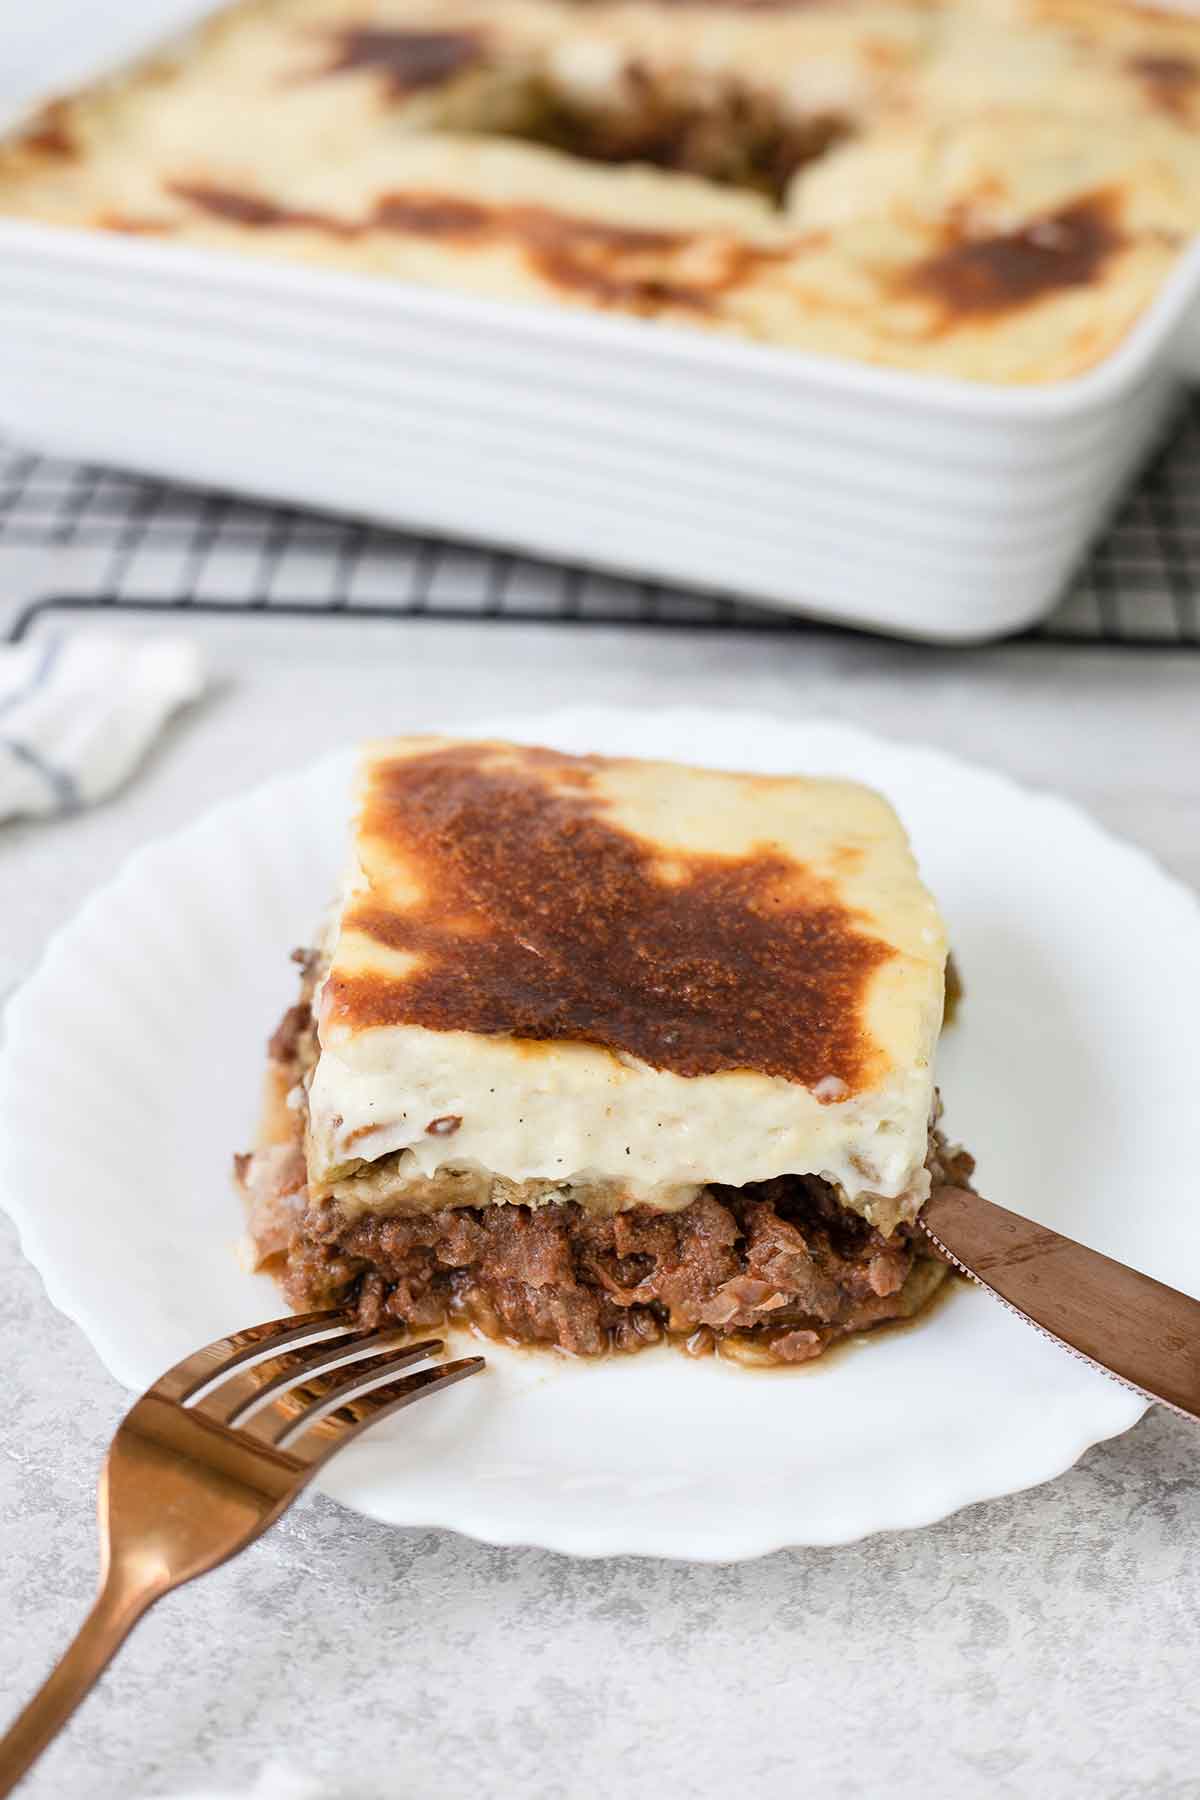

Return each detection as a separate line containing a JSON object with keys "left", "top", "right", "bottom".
{"left": 1, "top": 610, "right": 1199, "bottom": 1800}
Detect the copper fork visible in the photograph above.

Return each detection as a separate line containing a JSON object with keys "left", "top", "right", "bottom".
{"left": 0, "top": 1309, "right": 484, "bottom": 1796}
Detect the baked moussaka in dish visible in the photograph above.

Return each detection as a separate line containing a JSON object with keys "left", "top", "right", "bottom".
{"left": 3, "top": 0, "right": 1200, "bottom": 381}
{"left": 236, "top": 738, "right": 974, "bottom": 1364}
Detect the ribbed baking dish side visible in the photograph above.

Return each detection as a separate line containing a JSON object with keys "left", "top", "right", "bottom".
{"left": 1, "top": 213, "right": 1198, "bottom": 638}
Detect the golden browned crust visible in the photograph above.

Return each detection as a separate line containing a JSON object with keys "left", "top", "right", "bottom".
{"left": 315, "top": 27, "right": 488, "bottom": 98}
{"left": 898, "top": 192, "right": 1126, "bottom": 323}
{"left": 164, "top": 179, "right": 781, "bottom": 314}
{"left": 325, "top": 741, "right": 896, "bottom": 1093}
{"left": 151, "top": 172, "right": 1136, "bottom": 329}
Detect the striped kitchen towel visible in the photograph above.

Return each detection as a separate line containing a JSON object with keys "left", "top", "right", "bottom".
{"left": 0, "top": 630, "right": 205, "bottom": 822}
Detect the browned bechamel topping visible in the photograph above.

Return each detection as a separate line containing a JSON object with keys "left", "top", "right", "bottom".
{"left": 370, "top": 193, "right": 493, "bottom": 236}
{"left": 513, "top": 212, "right": 715, "bottom": 310}
{"left": 166, "top": 181, "right": 780, "bottom": 312}
{"left": 169, "top": 180, "right": 681, "bottom": 249}
{"left": 96, "top": 213, "right": 175, "bottom": 235}
{"left": 426, "top": 1115, "right": 464, "bottom": 1136}
{"left": 326, "top": 743, "right": 894, "bottom": 1091}
{"left": 1128, "top": 52, "right": 1200, "bottom": 120}
{"left": 341, "top": 1123, "right": 384, "bottom": 1148}
{"left": 651, "top": 0, "right": 849, "bottom": 10}
{"left": 315, "top": 28, "right": 486, "bottom": 99}
{"left": 20, "top": 100, "right": 77, "bottom": 159}
{"left": 901, "top": 193, "right": 1125, "bottom": 324}
{"left": 167, "top": 182, "right": 350, "bottom": 233}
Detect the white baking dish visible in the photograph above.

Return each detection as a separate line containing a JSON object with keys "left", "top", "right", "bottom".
{"left": 2, "top": 2, "right": 1200, "bottom": 641}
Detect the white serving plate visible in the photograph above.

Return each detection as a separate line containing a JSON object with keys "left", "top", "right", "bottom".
{"left": 2, "top": 6, "right": 1200, "bottom": 642}
{"left": 3, "top": 707, "right": 1199, "bottom": 1560}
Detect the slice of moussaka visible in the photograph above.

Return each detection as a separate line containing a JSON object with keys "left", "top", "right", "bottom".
{"left": 237, "top": 737, "right": 974, "bottom": 1364}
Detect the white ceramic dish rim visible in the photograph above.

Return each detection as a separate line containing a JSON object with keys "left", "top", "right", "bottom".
{"left": 5, "top": 708, "right": 1197, "bottom": 1557}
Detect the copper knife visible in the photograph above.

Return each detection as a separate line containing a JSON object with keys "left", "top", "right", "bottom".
{"left": 921, "top": 1186, "right": 1200, "bottom": 1421}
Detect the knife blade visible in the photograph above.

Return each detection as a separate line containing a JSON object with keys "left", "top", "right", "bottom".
{"left": 920, "top": 1186, "right": 1200, "bottom": 1421}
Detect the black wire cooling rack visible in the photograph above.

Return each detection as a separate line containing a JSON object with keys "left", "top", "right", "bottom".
{"left": 3, "top": 394, "right": 1200, "bottom": 645}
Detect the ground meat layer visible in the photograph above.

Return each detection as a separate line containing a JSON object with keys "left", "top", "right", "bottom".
{"left": 275, "top": 1172, "right": 958, "bottom": 1364}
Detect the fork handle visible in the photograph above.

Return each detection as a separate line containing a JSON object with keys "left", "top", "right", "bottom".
{"left": 0, "top": 1576, "right": 155, "bottom": 1796}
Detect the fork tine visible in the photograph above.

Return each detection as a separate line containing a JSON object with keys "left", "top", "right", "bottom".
{"left": 152, "top": 1308, "right": 357, "bottom": 1404}
{"left": 235, "top": 1340, "right": 447, "bottom": 1445}
{"left": 284, "top": 1357, "right": 486, "bottom": 1466}
{"left": 193, "top": 1325, "right": 415, "bottom": 1427}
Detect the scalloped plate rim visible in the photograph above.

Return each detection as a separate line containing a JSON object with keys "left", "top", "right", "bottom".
{"left": 3, "top": 706, "right": 1194, "bottom": 1558}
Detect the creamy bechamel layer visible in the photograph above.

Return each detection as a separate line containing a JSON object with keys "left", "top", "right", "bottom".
{"left": 307, "top": 1031, "right": 941, "bottom": 1229}
{"left": 302, "top": 738, "right": 947, "bottom": 1233}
